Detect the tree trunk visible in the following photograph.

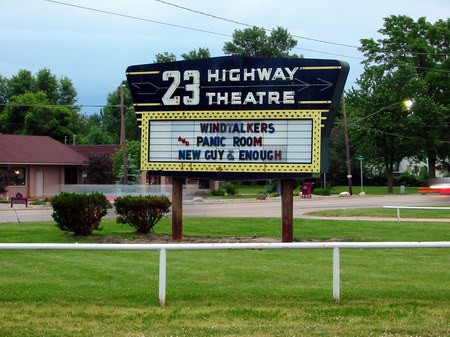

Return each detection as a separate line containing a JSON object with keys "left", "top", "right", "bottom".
{"left": 386, "top": 170, "right": 394, "bottom": 194}
{"left": 428, "top": 155, "right": 436, "bottom": 180}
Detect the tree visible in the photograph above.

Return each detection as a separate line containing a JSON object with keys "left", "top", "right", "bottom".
{"left": 85, "top": 154, "right": 115, "bottom": 184}
{"left": 35, "top": 68, "right": 59, "bottom": 103}
{"left": 359, "top": 16, "right": 450, "bottom": 178}
{"left": 181, "top": 47, "right": 210, "bottom": 60}
{"left": 0, "top": 168, "right": 12, "bottom": 196}
{"left": 58, "top": 76, "right": 78, "bottom": 105}
{"left": 346, "top": 65, "right": 421, "bottom": 193}
{"left": 7, "top": 69, "right": 34, "bottom": 98}
{"left": 0, "top": 91, "right": 78, "bottom": 141}
{"left": 155, "top": 48, "right": 211, "bottom": 63}
{"left": 155, "top": 52, "right": 176, "bottom": 63}
{"left": 0, "top": 69, "right": 80, "bottom": 140}
{"left": 0, "top": 75, "right": 9, "bottom": 113}
{"left": 112, "top": 140, "right": 141, "bottom": 184}
{"left": 78, "top": 113, "right": 115, "bottom": 144}
{"left": 101, "top": 82, "right": 139, "bottom": 144}
{"left": 223, "top": 26, "right": 299, "bottom": 57}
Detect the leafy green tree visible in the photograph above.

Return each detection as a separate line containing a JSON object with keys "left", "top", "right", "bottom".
{"left": 101, "top": 82, "right": 139, "bottom": 143}
{"left": 58, "top": 76, "right": 78, "bottom": 105}
{"left": 1, "top": 91, "right": 78, "bottom": 141}
{"left": 223, "top": 26, "right": 299, "bottom": 57}
{"left": 359, "top": 16, "right": 450, "bottom": 178}
{"left": 0, "top": 75, "right": 9, "bottom": 113}
{"left": 181, "top": 47, "right": 210, "bottom": 60}
{"left": 155, "top": 52, "right": 177, "bottom": 63}
{"left": 7, "top": 69, "right": 34, "bottom": 98}
{"left": 35, "top": 68, "right": 59, "bottom": 103}
{"left": 346, "top": 65, "right": 421, "bottom": 193}
{"left": 78, "top": 113, "right": 115, "bottom": 144}
{"left": 0, "top": 69, "right": 80, "bottom": 140}
{"left": 155, "top": 48, "right": 211, "bottom": 63}
{"left": 112, "top": 140, "right": 141, "bottom": 184}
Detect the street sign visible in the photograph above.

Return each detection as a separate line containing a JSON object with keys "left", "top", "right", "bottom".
{"left": 357, "top": 155, "right": 364, "bottom": 161}
{"left": 126, "top": 56, "right": 349, "bottom": 179}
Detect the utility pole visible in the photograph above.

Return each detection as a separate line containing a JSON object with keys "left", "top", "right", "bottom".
{"left": 342, "top": 94, "right": 352, "bottom": 195}
{"left": 120, "top": 84, "right": 128, "bottom": 185}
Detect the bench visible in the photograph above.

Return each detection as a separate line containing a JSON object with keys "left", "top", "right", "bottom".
{"left": 10, "top": 193, "right": 28, "bottom": 208}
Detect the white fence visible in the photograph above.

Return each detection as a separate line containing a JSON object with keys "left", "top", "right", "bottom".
{"left": 383, "top": 206, "right": 450, "bottom": 221}
{"left": 1, "top": 242, "right": 449, "bottom": 307}
{"left": 61, "top": 184, "right": 172, "bottom": 198}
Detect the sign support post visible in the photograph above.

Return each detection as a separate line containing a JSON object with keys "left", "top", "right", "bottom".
{"left": 281, "top": 179, "right": 294, "bottom": 242}
{"left": 172, "top": 177, "right": 183, "bottom": 241}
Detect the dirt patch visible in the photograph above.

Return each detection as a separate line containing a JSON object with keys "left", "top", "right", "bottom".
{"left": 94, "top": 235, "right": 350, "bottom": 244}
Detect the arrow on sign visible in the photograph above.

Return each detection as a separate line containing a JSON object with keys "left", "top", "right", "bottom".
{"left": 131, "top": 82, "right": 166, "bottom": 95}
{"left": 131, "top": 77, "right": 334, "bottom": 95}
{"left": 294, "top": 78, "right": 333, "bottom": 92}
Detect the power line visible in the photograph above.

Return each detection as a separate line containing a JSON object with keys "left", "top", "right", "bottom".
{"left": 41, "top": 0, "right": 365, "bottom": 61}
{"left": 154, "top": 0, "right": 360, "bottom": 49}
{"left": 43, "top": 0, "right": 231, "bottom": 38}
{"left": 154, "top": 0, "right": 450, "bottom": 57}
{"left": 42, "top": 0, "right": 450, "bottom": 75}
{"left": 0, "top": 102, "right": 133, "bottom": 109}
{"left": 334, "top": 123, "right": 450, "bottom": 144}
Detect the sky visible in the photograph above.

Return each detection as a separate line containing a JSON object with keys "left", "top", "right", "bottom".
{"left": 1, "top": 0, "right": 448, "bottom": 115}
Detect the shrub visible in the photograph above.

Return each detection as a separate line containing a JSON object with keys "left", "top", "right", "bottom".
{"left": 265, "top": 180, "right": 279, "bottom": 194}
{"left": 210, "top": 188, "right": 226, "bottom": 196}
{"left": 51, "top": 192, "right": 110, "bottom": 236}
{"left": 256, "top": 192, "right": 267, "bottom": 200}
{"left": 313, "top": 188, "right": 331, "bottom": 196}
{"left": 394, "top": 172, "right": 421, "bottom": 187}
{"left": 114, "top": 195, "right": 171, "bottom": 234}
{"left": 223, "top": 181, "right": 239, "bottom": 196}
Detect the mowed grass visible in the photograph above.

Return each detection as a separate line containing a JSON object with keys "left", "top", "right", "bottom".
{"left": 307, "top": 206, "right": 450, "bottom": 219}
{"left": 0, "top": 217, "right": 449, "bottom": 337}
{"left": 331, "top": 185, "right": 420, "bottom": 195}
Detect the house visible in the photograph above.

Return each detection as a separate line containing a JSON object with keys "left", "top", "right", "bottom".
{"left": 0, "top": 134, "right": 88, "bottom": 198}
{"left": 0, "top": 135, "right": 120, "bottom": 199}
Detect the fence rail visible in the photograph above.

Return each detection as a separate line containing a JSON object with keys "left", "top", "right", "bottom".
{"left": 1, "top": 242, "right": 449, "bottom": 306}
{"left": 383, "top": 206, "right": 450, "bottom": 221}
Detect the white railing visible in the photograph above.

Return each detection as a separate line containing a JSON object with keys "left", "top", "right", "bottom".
{"left": 383, "top": 206, "right": 450, "bottom": 221}
{"left": 1, "top": 242, "right": 449, "bottom": 307}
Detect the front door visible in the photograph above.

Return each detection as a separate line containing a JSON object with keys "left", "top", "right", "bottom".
{"left": 36, "top": 171, "right": 44, "bottom": 197}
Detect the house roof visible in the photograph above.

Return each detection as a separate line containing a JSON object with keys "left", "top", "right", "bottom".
{"left": 69, "top": 145, "right": 120, "bottom": 159}
{"left": 0, "top": 134, "right": 87, "bottom": 165}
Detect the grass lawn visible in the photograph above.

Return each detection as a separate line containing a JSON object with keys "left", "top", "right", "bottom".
{"left": 307, "top": 207, "right": 450, "bottom": 219}
{"left": 330, "top": 185, "right": 420, "bottom": 195}
{"left": 0, "top": 218, "right": 449, "bottom": 336}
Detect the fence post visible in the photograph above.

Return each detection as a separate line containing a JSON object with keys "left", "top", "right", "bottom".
{"left": 396, "top": 208, "right": 400, "bottom": 222}
{"left": 159, "top": 248, "right": 166, "bottom": 307}
{"left": 333, "top": 247, "right": 340, "bottom": 303}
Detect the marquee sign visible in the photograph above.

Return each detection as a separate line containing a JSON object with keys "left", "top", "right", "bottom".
{"left": 126, "top": 56, "right": 349, "bottom": 179}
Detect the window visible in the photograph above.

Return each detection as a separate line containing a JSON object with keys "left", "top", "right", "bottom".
{"left": 8, "top": 167, "right": 26, "bottom": 185}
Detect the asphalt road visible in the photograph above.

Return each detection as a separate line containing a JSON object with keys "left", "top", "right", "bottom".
{"left": 184, "top": 193, "right": 450, "bottom": 217}
{"left": 0, "top": 193, "right": 448, "bottom": 223}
